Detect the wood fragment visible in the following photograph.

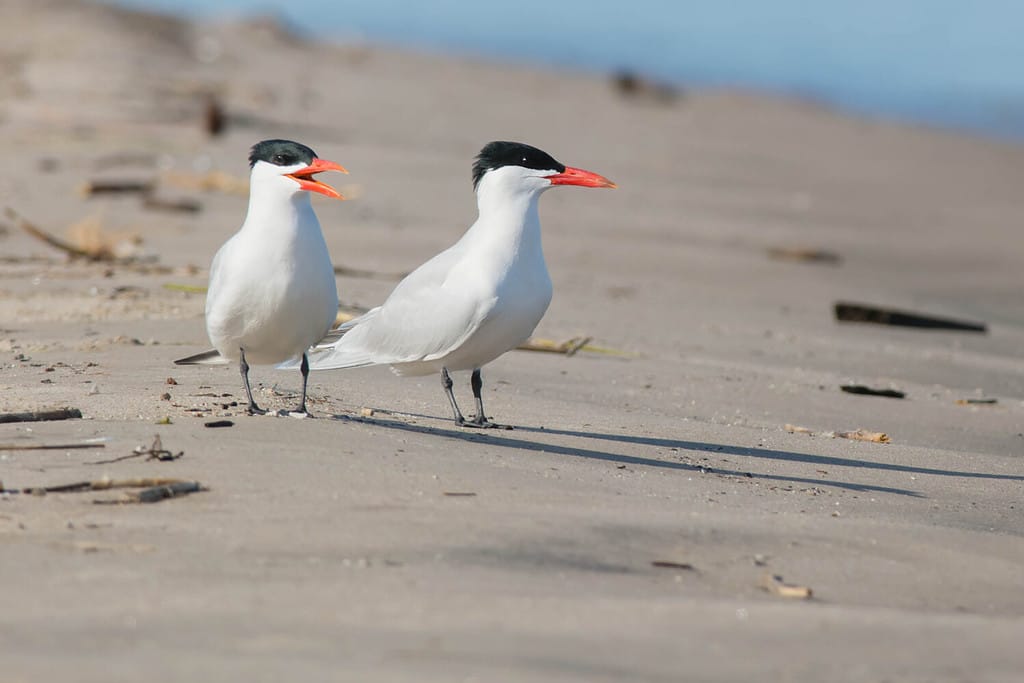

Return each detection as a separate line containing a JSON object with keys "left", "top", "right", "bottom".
{"left": 835, "top": 429, "right": 890, "bottom": 444}
{"left": 760, "top": 573, "right": 813, "bottom": 599}
{"left": 834, "top": 302, "right": 987, "bottom": 333}
{"left": 956, "top": 398, "right": 997, "bottom": 405}
{"left": 651, "top": 560, "right": 695, "bottom": 570}
{"left": 840, "top": 384, "right": 906, "bottom": 399}
{"left": 358, "top": 407, "right": 376, "bottom": 418}
{"left": 442, "top": 492, "right": 477, "bottom": 497}
{"left": 204, "top": 420, "right": 234, "bottom": 428}
{"left": 0, "top": 407, "right": 82, "bottom": 424}
{"left": 767, "top": 247, "right": 841, "bottom": 265}
{"left": 784, "top": 424, "right": 813, "bottom": 435}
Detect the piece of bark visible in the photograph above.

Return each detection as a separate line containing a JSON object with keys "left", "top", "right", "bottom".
{"left": 651, "top": 560, "right": 695, "bottom": 571}
{"left": 130, "top": 481, "right": 203, "bottom": 503}
{"left": 834, "top": 302, "right": 987, "bottom": 333}
{"left": 840, "top": 385, "right": 906, "bottom": 399}
{"left": 784, "top": 424, "right": 813, "bottom": 435}
{"left": 78, "top": 180, "right": 155, "bottom": 197}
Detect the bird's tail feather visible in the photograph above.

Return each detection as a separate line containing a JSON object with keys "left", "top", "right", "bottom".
{"left": 174, "top": 349, "right": 228, "bottom": 365}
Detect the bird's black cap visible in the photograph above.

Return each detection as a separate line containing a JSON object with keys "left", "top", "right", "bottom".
{"left": 249, "top": 139, "right": 317, "bottom": 168}
{"left": 472, "top": 141, "right": 566, "bottom": 189}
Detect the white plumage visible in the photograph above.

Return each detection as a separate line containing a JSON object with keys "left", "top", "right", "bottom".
{"left": 176, "top": 139, "right": 347, "bottom": 416}
{"left": 297, "top": 141, "right": 614, "bottom": 427}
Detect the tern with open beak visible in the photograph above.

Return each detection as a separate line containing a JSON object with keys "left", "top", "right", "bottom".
{"left": 176, "top": 139, "right": 347, "bottom": 416}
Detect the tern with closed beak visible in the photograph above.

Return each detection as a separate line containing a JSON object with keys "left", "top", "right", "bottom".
{"left": 298, "top": 141, "right": 615, "bottom": 428}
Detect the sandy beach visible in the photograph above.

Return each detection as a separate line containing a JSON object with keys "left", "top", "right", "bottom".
{"left": 2, "top": 1, "right": 1023, "bottom": 680}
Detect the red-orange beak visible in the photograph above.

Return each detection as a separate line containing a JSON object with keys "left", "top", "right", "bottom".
{"left": 286, "top": 157, "right": 349, "bottom": 199}
{"left": 547, "top": 166, "right": 617, "bottom": 189}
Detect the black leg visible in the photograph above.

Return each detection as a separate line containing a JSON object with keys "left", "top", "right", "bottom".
{"left": 239, "top": 348, "right": 266, "bottom": 415}
{"left": 441, "top": 367, "right": 467, "bottom": 425}
{"left": 471, "top": 368, "right": 485, "bottom": 420}
{"left": 464, "top": 368, "right": 511, "bottom": 430}
{"left": 293, "top": 352, "right": 311, "bottom": 416}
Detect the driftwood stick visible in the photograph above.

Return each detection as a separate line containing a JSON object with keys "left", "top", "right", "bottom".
{"left": 23, "top": 477, "right": 192, "bottom": 495}
{"left": 0, "top": 408, "right": 83, "bottom": 424}
{"left": 0, "top": 443, "right": 104, "bottom": 451}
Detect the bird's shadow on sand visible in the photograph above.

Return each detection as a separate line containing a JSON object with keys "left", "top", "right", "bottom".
{"left": 324, "top": 410, "right": 1024, "bottom": 498}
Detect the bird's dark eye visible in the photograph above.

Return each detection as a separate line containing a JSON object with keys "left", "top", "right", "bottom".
{"left": 273, "top": 154, "right": 286, "bottom": 164}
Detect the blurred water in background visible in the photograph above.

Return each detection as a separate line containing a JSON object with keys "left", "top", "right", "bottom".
{"left": 111, "top": 0, "right": 1024, "bottom": 142}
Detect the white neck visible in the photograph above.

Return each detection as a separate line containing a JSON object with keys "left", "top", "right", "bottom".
{"left": 241, "top": 186, "right": 317, "bottom": 241}
{"left": 462, "top": 171, "right": 547, "bottom": 259}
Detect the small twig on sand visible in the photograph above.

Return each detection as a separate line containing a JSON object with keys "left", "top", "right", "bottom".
{"left": 0, "top": 407, "right": 82, "bottom": 424}
{"left": 88, "top": 435, "right": 182, "bottom": 465}
{"left": 516, "top": 336, "right": 595, "bottom": 356}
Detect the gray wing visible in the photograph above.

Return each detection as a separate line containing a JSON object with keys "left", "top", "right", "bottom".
{"left": 304, "top": 244, "right": 493, "bottom": 370}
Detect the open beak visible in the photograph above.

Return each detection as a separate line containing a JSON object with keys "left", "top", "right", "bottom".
{"left": 547, "top": 166, "right": 617, "bottom": 189}
{"left": 286, "top": 157, "right": 349, "bottom": 199}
